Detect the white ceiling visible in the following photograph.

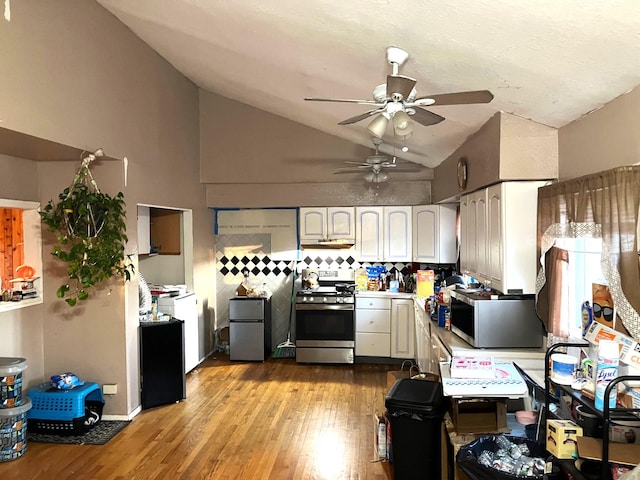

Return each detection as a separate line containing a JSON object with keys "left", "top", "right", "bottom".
{"left": 97, "top": 0, "right": 640, "bottom": 169}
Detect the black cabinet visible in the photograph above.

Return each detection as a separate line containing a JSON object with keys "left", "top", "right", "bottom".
{"left": 140, "top": 320, "right": 186, "bottom": 410}
{"left": 544, "top": 342, "right": 640, "bottom": 480}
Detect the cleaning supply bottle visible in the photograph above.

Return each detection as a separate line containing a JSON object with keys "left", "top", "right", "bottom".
{"left": 594, "top": 339, "right": 619, "bottom": 411}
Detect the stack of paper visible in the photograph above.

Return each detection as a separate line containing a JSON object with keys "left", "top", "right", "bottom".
{"left": 450, "top": 355, "right": 496, "bottom": 379}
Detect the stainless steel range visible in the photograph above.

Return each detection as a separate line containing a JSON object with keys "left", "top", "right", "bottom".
{"left": 295, "top": 269, "right": 355, "bottom": 364}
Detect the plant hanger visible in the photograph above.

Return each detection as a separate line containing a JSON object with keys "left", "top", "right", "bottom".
{"left": 40, "top": 148, "right": 134, "bottom": 306}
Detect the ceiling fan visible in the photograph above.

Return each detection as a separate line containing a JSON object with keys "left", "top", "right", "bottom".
{"left": 333, "top": 138, "right": 424, "bottom": 183}
{"left": 305, "top": 46, "right": 494, "bottom": 138}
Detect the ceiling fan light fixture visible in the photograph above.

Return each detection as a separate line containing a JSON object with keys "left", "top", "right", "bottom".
{"left": 393, "top": 111, "right": 412, "bottom": 136}
{"left": 364, "top": 171, "right": 389, "bottom": 183}
{"left": 367, "top": 113, "right": 389, "bottom": 138}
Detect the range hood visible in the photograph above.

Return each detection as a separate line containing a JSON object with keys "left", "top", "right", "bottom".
{"left": 300, "top": 239, "right": 355, "bottom": 249}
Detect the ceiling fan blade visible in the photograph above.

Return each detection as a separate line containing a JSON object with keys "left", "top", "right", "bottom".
{"left": 386, "top": 75, "right": 416, "bottom": 100}
{"left": 343, "top": 162, "right": 372, "bottom": 167}
{"left": 338, "top": 108, "right": 385, "bottom": 125}
{"left": 414, "top": 90, "right": 494, "bottom": 106}
{"left": 410, "top": 107, "right": 446, "bottom": 126}
{"left": 387, "top": 167, "right": 424, "bottom": 173}
{"left": 333, "top": 167, "right": 372, "bottom": 174}
{"left": 305, "top": 97, "right": 381, "bottom": 105}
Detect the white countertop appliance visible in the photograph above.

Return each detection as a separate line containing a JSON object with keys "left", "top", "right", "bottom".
{"left": 295, "top": 269, "right": 355, "bottom": 364}
{"left": 449, "top": 289, "right": 544, "bottom": 348}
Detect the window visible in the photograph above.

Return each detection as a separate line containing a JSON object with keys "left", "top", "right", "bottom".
{"left": 0, "top": 200, "right": 43, "bottom": 311}
{"left": 553, "top": 238, "right": 605, "bottom": 340}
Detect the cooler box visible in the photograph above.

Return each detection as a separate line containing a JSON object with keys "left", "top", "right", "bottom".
{"left": 27, "top": 381, "right": 104, "bottom": 435}
{"left": 0, "top": 357, "right": 27, "bottom": 408}
{"left": 0, "top": 399, "right": 31, "bottom": 462}
{"left": 385, "top": 378, "right": 447, "bottom": 479}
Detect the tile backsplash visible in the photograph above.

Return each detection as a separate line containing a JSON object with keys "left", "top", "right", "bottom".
{"left": 214, "top": 235, "right": 422, "bottom": 351}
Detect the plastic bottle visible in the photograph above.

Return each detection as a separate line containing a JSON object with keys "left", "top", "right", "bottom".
{"left": 594, "top": 339, "right": 619, "bottom": 411}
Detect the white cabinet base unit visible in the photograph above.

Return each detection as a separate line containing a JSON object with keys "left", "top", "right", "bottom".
{"left": 391, "top": 298, "right": 414, "bottom": 359}
{"left": 355, "top": 297, "right": 391, "bottom": 357}
{"left": 356, "top": 294, "right": 415, "bottom": 360}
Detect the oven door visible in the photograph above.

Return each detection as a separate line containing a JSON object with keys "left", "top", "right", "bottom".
{"left": 295, "top": 304, "right": 355, "bottom": 347}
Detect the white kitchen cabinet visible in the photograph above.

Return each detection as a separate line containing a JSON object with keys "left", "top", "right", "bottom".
{"left": 391, "top": 298, "right": 414, "bottom": 359}
{"left": 355, "top": 296, "right": 391, "bottom": 357}
{"left": 355, "top": 206, "right": 384, "bottom": 261}
{"left": 384, "top": 206, "right": 412, "bottom": 262}
{"left": 355, "top": 206, "right": 412, "bottom": 262}
{"left": 460, "top": 181, "right": 547, "bottom": 294}
{"left": 299, "top": 207, "right": 355, "bottom": 243}
{"left": 475, "top": 190, "right": 489, "bottom": 281}
{"left": 413, "top": 300, "right": 430, "bottom": 373}
{"left": 459, "top": 195, "right": 471, "bottom": 274}
{"left": 137, "top": 205, "right": 151, "bottom": 255}
{"left": 429, "top": 329, "right": 451, "bottom": 378}
{"left": 412, "top": 205, "right": 457, "bottom": 264}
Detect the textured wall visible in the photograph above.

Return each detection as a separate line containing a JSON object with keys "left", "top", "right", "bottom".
{"left": 559, "top": 85, "right": 640, "bottom": 180}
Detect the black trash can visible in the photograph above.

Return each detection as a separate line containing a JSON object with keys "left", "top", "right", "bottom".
{"left": 385, "top": 378, "right": 447, "bottom": 479}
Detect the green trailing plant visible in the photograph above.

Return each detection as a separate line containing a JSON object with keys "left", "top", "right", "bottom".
{"left": 40, "top": 150, "right": 134, "bottom": 306}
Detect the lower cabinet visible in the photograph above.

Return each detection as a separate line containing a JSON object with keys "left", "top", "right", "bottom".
{"left": 391, "top": 298, "right": 414, "bottom": 359}
{"left": 356, "top": 296, "right": 414, "bottom": 359}
{"left": 414, "top": 300, "right": 431, "bottom": 372}
{"left": 355, "top": 297, "right": 391, "bottom": 357}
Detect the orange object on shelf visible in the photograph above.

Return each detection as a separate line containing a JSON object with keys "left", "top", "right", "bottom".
{"left": 15, "top": 264, "right": 35, "bottom": 280}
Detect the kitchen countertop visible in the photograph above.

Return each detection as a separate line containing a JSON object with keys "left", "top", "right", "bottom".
{"left": 355, "top": 291, "right": 414, "bottom": 299}
{"left": 412, "top": 296, "right": 547, "bottom": 386}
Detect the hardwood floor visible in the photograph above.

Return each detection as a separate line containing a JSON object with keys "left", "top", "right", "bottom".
{"left": 1, "top": 355, "right": 396, "bottom": 480}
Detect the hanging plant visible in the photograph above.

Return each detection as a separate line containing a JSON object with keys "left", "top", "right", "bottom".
{"left": 40, "top": 149, "right": 134, "bottom": 306}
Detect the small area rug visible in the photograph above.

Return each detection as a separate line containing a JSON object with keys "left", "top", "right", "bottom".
{"left": 28, "top": 420, "right": 130, "bottom": 445}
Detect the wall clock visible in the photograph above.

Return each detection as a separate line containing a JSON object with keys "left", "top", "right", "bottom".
{"left": 457, "top": 157, "right": 468, "bottom": 190}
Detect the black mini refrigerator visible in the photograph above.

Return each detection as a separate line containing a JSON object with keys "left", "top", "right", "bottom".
{"left": 140, "top": 320, "right": 186, "bottom": 410}
{"left": 385, "top": 379, "right": 447, "bottom": 479}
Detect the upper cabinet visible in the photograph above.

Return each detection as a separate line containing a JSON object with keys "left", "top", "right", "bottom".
{"left": 137, "top": 206, "right": 151, "bottom": 255}
{"left": 299, "top": 207, "right": 355, "bottom": 244}
{"left": 138, "top": 206, "right": 182, "bottom": 255}
{"left": 383, "top": 206, "right": 412, "bottom": 262}
{"left": 355, "top": 207, "right": 384, "bottom": 261}
{"left": 412, "top": 205, "right": 457, "bottom": 264}
{"left": 356, "top": 205, "right": 458, "bottom": 263}
{"left": 355, "top": 206, "right": 412, "bottom": 262}
{"left": 460, "top": 181, "right": 547, "bottom": 294}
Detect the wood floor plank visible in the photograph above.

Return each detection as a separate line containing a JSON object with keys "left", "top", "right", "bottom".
{"left": 0, "top": 355, "right": 396, "bottom": 480}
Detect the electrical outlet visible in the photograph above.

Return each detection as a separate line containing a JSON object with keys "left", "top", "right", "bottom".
{"left": 103, "top": 384, "right": 118, "bottom": 395}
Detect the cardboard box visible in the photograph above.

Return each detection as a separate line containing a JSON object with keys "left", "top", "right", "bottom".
{"left": 546, "top": 419, "right": 583, "bottom": 459}
{"left": 619, "top": 384, "right": 640, "bottom": 409}
{"left": 584, "top": 321, "right": 622, "bottom": 345}
{"left": 577, "top": 436, "right": 640, "bottom": 466}
{"left": 451, "top": 398, "right": 508, "bottom": 434}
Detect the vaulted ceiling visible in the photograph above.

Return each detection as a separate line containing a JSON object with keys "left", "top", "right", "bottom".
{"left": 97, "top": 0, "right": 640, "bottom": 170}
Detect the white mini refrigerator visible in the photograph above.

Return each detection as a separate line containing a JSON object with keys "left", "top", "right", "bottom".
{"left": 158, "top": 292, "right": 200, "bottom": 373}
{"left": 229, "top": 298, "right": 272, "bottom": 361}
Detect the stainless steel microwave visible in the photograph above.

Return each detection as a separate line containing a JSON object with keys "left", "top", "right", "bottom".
{"left": 449, "top": 290, "right": 544, "bottom": 348}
